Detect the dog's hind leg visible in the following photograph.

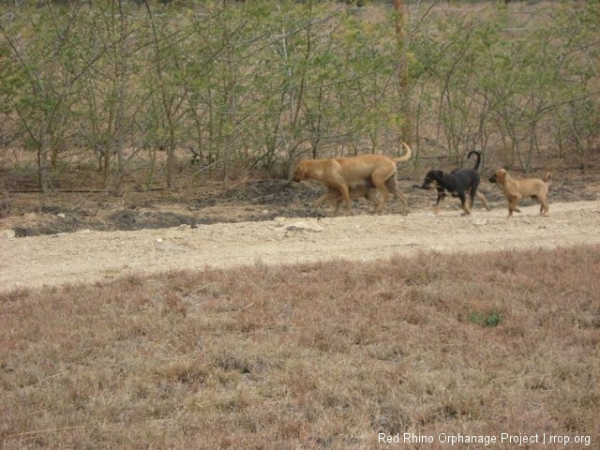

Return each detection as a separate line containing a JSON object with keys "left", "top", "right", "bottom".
{"left": 385, "top": 177, "right": 408, "bottom": 212}
{"left": 395, "top": 192, "right": 409, "bottom": 212}
{"left": 468, "top": 190, "right": 476, "bottom": 210}
{"left": 538, "top": 196, "right": 550, "bottom": 216}
{"left": 464, "top": 184, "right": 476, "bottom": 210}
{"left": 392, "top": 189, "right": 409, "bottom": 212}
{"left": 458, "top": 192, "right": 472, "bottom": 216}
{"left": 476, "top": 191, "right": 491, "bottom": 211}
{"left": 370, "top": 178, "right": 392, "bottom": 213}
{"left": 373, "top": 189, "right": 390, "bottom": 213}
{"left": 371, "top": 165, "right": 399, "bottom": 213}
{"left": 468, "top": 175, "right": 483, "bottom": 210}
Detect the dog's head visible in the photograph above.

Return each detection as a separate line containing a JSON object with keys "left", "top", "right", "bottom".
{"left": 292, "top": 160, "right": 310, "bottom": 182}
{"left": 489, "top": 168, "right": 507, "bottom": 185}
{"left": 421, "top": 170, "right": 444, "bottom": 190}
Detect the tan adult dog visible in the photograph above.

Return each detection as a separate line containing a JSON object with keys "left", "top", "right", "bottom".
{"left": 489, "top": 168, "right": 551, "bottom": 218}
{"left": 293, "top": 142, "right": 411, "bottom": 214}
{"left": 314, "top": 181, "right": 380, "bottom": 216}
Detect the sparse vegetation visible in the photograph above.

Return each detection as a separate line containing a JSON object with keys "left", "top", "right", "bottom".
{"left": 1, "top": 245, "right": 599, "bottom": 449}
{"left": 468, "top": 311, "right": 501, "bottom": 327}
{"left": 1, "top": 1, "right": 599, "bottom": 191}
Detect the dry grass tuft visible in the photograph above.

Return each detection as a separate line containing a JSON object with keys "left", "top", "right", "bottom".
{"left": 1, "top": 246, "right": 599, "bottom": 449}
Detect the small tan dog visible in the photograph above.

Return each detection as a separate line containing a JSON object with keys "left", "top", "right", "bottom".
{"left": 293, "top": 142, "right": 411, "bottom": 215}
{"left": 489, "top": 168, "right": 551, "bottom": 218}
{"left": 314, "top": 180, "right": 380, "bottom": 216}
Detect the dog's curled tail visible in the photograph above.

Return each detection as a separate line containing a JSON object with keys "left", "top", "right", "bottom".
{"left": 467, "top": 150, "right": 482, "bottom": 172}
{"left": 544, "top": 172, "right": 552, "bottom": 186}
{"left": 393, "top": 141, "right": 412, "bottom": 163}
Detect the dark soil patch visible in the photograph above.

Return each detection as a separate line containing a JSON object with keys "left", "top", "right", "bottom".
{"left": 12, "top": 209, "right": 238, "bottom": 237}
{"left": 189, "top": 180, "right": 322, "bottom": 210}
{"left": 13, "top": 208, "right": 96, "bottom": 237}
{"left": 106, "top": 210, "right": 196, "bottom": 231}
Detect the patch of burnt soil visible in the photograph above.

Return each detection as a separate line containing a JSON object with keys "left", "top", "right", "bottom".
{"left": 9, "top": 180, "right": 319, "bottom": 237}
{"left": 13, "top": 208, "right": 95, "bottom": 237}
{"left": 190, "top": 180, "right": 321, "bottom": 210}
{"left": 106, "top": 210, "right": 194, "bottom": 231}
{"left": 12, "top": 209, "right": 238, "bottom": 237}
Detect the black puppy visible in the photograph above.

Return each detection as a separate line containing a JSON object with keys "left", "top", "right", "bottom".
{"left": 421, "top": 151, "right": 491, "bottom": 215}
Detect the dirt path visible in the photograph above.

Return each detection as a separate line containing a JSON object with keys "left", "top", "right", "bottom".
{"left": 2, "top": 200, "right": 599, "bottom": 292}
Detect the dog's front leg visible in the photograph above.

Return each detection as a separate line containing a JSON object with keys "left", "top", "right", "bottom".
{"left": 477, "top": 192, "right": 491, "bottom": 211}
{"left": 367, "top": 189, "right": 380, "bottom": 215}
{"left": 337, "top": 184, "right": 352, "bottom": 215}
{"left": 434, "top": 191, "right": 446, "bottom": 215}
{"left": 506, "top": 195, "right": 522, "bottom": 218}
{"left": 313, "top": 193, "right": 330, "bottom": 210}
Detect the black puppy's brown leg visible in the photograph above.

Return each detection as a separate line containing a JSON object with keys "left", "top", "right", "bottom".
{"left": 464, "top": 186, "right": 476, "bottom": 210}
{"left": 434, "top": 190, "right": 446, "bottom": 215}
{"left": 458, "top": 192, "right": 471, "bottom": 215}
{"left": 476, "top": 192, "right": 491, "bottom": 211}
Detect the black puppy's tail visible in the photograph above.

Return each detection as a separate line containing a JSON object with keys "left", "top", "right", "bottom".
{"left": 467, "top": 151, "right": 482, "bottom": 172}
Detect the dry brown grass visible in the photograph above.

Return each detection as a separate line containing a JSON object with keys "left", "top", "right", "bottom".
{"left": 1, "top": 246, "right": 599, "bottom": 449}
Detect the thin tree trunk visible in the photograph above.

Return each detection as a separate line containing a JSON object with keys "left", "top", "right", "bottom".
{"left": 393, "top": 0, "right": 411, "bottom": 146}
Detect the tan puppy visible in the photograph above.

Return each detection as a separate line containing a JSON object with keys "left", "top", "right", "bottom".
{"left": 314, "top": 181, "right": 380, "bottom": 216}
{"left": 293, "top": 142, "right": 411, "bottom": 214}
{"left": 489, "top": 169, "right": 551, "bottom": 218}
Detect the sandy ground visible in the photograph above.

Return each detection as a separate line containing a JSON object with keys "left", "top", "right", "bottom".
{"left": 2, "top": 200, "right": 599, "bottom": 292}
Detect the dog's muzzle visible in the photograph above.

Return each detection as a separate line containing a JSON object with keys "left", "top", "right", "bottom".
{"left": 489, "top": 175, "right": 497, "bottom": 183}
{"left": 421, "top": 179, "right": 434, "bottom": 190}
